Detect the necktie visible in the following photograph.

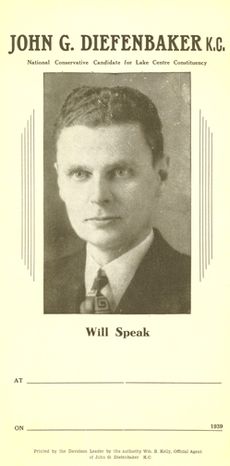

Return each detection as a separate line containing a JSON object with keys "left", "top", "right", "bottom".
{"left": 80, "top": 269, "right": 111, "bottom": 314}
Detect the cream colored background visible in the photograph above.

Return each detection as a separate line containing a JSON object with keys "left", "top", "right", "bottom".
{"left": 1, "top": 0, "right": 230, "bottom": 465}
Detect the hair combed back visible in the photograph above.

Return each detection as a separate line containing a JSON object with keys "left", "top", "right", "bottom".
{"left": 56, "top": 86, "right": 164, "bottom": 164}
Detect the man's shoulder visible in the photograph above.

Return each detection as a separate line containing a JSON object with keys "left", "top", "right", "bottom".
{"left": 44, "top": 247, "right": 86, "bottom": 293}
{"left": 45, "top": 248, "right": 85, "bottom": 279}
{"left": 152, "top": 228, "right": 190, "bottom": 271}
{"left": 122, "top": 229, "right": 191, "bottom": 314}
{"left": 44, "top": 248, "right": 86, "bottom": 314}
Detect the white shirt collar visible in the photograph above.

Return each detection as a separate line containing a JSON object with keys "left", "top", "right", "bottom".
{"left": 85, "top": 231, "right": 154, "bottom": 310}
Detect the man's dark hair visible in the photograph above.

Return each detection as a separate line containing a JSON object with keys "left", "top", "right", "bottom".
{"left": 56, "top": 86, "right": 164, "bottom": 165}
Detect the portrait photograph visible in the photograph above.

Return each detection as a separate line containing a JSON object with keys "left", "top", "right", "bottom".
{"left": 44, "top": 72, "right": 191, "bottom": 314}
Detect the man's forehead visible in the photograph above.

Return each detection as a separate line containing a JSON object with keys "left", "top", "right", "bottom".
{"left": 56, "top": 122, "right": 152, "bottom": 163}
{"left": 57, "top": 122, "right": 146, "bottom": 146}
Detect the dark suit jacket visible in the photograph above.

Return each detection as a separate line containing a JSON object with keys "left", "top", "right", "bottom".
{"left": 44, "top": 229, "right": 191, "bottom": 314}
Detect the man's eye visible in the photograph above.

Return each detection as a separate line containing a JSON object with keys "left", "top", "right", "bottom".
{"left": 71, "top": 169, "right": 90, "bottom": 180}
{"left": 114, "top": 168, "right": 130, "bottom": 177}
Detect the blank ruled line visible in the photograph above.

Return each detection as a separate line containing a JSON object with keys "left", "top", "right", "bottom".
{"left": 126, "top": 381, "right": 221, "bottom": 385}
{"left": 27, "top": 381, "right": 124, "bottom": 385}
{"left": 26, "top": 381, "right": 222, "bottom": 385}
{"left": 27, "top": 428, "right": 222, "bottom": 432}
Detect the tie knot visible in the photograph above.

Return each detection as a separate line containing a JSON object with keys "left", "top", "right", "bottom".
{"left": 91, "top": 268, "right": 108, "bottom": 293}
{"left": 80, "top": 268, "right": 111, "bottom": 313}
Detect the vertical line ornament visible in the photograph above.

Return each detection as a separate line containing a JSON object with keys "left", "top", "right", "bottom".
{"left": 21, "top": 110, "right": 35, "bottom": 281}
{"left": 199, "top": 110, "right": 213, "bottom": 280}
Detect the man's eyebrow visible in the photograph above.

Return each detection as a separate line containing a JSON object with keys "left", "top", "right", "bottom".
{"left": 64, "top": 160, "right": 136, "bottom": 172}
{"left": 65, "top": 164, "right": 91, "bottom": 173}
{"left": 106, "top": 160, "right": 134, "bottom": 169}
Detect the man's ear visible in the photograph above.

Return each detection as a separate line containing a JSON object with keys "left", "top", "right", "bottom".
{"left": 54, "top": 161, "right": 59, "bottom": 184}
{"left": 54, "top": 162, "right": 65, "bottom": 202}
{"left": 158, "top": 156, "right": 169, "bottom": 182}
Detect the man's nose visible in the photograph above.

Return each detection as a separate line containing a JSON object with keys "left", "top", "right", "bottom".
{"left": 89, "top": 174, "right": 112, "bottom": 205}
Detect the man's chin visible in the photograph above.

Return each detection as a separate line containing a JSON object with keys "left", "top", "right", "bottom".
{"left": 74, "top": 227, "right": 124, "bottom": 251}
{"left": 86, "top": 236, "right": 121, "bottom": 251}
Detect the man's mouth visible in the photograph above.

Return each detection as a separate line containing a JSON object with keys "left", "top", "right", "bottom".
{"left": 84, "top": 216, "right": 121, "bottom": 224}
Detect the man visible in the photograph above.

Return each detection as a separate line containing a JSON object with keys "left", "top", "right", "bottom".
{"left": 44, "top": 85, "right": 190, "bottom": 314}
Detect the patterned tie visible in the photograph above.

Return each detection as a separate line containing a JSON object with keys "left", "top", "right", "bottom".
{"left": 80, "top": 268, "right": 111, "bottom": 314}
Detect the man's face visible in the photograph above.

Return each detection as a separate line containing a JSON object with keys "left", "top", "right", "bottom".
{"left": 56, "top": 123, "right": 163, "bottom": 255}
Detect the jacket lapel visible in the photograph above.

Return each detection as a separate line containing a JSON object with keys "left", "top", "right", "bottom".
{"left": 116, "top": 229, "right": 179, "bottom": 314}
{"left": 116, "top": 235, "right": 161, "bottom": 313}
{"left": 53, "top": 248, "right": 86, "bottom": 313}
